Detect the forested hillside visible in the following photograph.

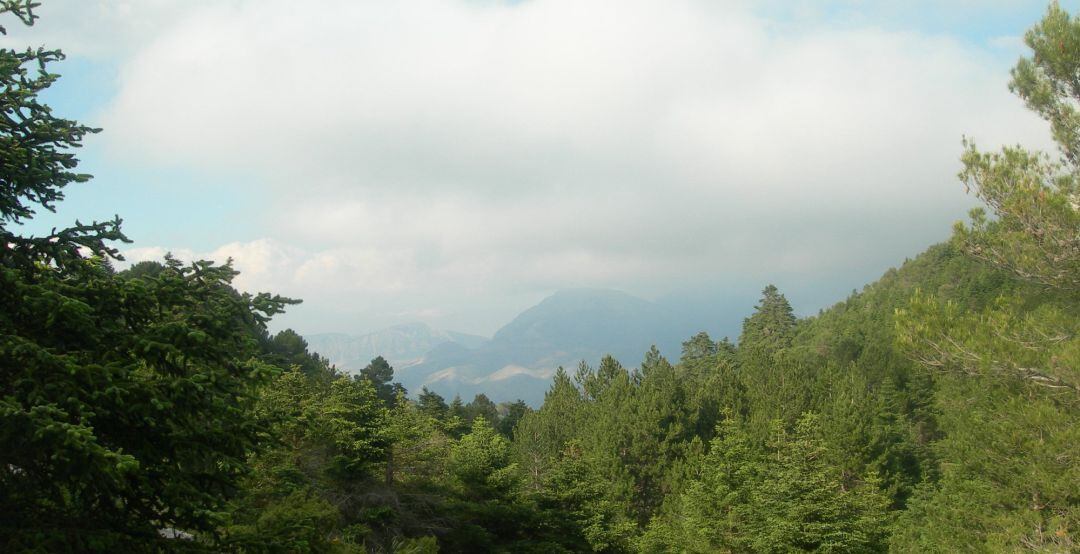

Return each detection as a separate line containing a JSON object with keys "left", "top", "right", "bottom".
{"left": 1, "top": 1, "right": 1077, "bottom": 552}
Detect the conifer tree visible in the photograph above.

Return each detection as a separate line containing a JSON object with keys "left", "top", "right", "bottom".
{"left": 417, "top": 386, "right": 449, "bottom": 421}
{"left": 445, "top": 394, "right": 468, "bottom": 438}
{"left": 0, "top": 5, "right": 295, "bottom": 548}
{"left": 953, "top": 3, "right": 1080, "bottom": 291}
{"left": 538, "top": 441, "right": 637, "bottom": 552}
{"left": 739, "top": 284, "right": 797, "bottom": 360}
{"left": 359, "top": 355, "right": 398, "bottom": 406}
{"left": 465, "top": 393, "right": 499, "bottom": 425}
{"left": 893, "top": 3, "right": 1079, "bottom": 549}
{"left": 652, "top": 412, "right": 890, "bottom": 553}
{"left": 680, "top": 332, "right": 718, "bottom": 363}
{"left": 512, "top": 367, "right": 584, "bottom": 490}
{"left": 625, "top": 349, "right": 695, "bottom": 523}
{"left": 682, "top": 413, "right": 761, "bottom": 552}
{"left": 738, "top": 285, "right": 813, "bottom": 433}
{"left": 496, "top": 399, "right": 530, "bottom": 439}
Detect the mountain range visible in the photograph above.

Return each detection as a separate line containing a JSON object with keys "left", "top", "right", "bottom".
{"left": 305, "top": 323, "right": 487, "bottom": 372}
{"left": 305, "top": 288, "right": 741, "bottom": 405}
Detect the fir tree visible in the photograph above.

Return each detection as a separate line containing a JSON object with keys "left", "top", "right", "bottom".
{"left": 0, "top": 5, "right": 295, "bottom": 548}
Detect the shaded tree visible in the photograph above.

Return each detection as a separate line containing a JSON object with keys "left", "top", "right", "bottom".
{"left": 358, "top": 355, "right": 399, "bottom": 406}
{"left": 0, "top": 5, "right": 295, "bottom": 549}
{"left": 417, "top": 386, "right": 449, "bottom": 421}
{"left": 497, "top": 399, "right": 531, "bottom": 439}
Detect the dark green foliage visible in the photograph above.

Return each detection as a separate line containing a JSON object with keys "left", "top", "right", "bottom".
{"left": 535, "top": 441, "right": 637, "bottom": 552}
{"left": 261, "top": 328, "right": 335, "bottom": 379}
{"left": 623, "top": 348, "right": 695, "bottom": 522}
{"left": 888, "top": 3, "right": 1080, "bottom": 549}
{"left": 0, "top": 1, "right": 98, "bottom": 228}
{"left": 678, "top": 331, "right": 744, "bottom": 444}
{"left": 738, "top": 284, "right": 797, "bottom": 361}
{"left": 358, "top": 356, "right": 400, "bottom": 406}
{"left": 513, "top": 367, "right": 585, "bottom": 491}
{"left": 224, "top": 490, "right": 343, "bottom": 553}
{"left": 644, "top": 413, "right": 890, "bottom": 553}
{"left": 0, "top": 6, "right": 298, "bottom": 549}
{"left": 464, "top": 393, "right": 499, "bottom": 426}
{"left": 226, "top": 369, "right": 389, "bottom": 551}
{"left": 438, "top": 417, "right": 588, "bottom": 553}
{"left": 448, "top": 418, "right": 517, "bottom": 498}
{"left": 496, "top": 399, "right": 530, "bottom": 439}
{"left": 738, "top": 285, "right": 815, "bottom": 435}
{"left": 890, "top": 373, "right": 1079, "bottom": 551}
{"left": 679, "top": 331, "right": 717, "bottom": 362}
{"left": 1, "top": 257, "right": 294, "bottom": 550}
{"left": 417, "top": 386, "right": 449, "bottom": 421}
{"left": 750, "top": 415, "right": 890, "bottom": 553}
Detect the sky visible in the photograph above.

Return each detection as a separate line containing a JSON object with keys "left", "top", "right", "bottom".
{"left": 6, "top": 0, "right": 1073, "bottom": 338}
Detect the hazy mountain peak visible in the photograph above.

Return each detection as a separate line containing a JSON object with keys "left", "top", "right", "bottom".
{"left": 386, "top": 321, "right": 436, "bottom": 333}
{"left": 493, "top": 288, "right": 673, "bottom": 347}
{"left": 304, "top": 323, "right": 487, "bottom": 373}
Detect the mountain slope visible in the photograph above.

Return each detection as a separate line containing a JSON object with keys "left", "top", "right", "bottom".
{"left": 305, "top": 323, "right": 487, "bottom": 373}
{"left": 399, "top": 288, "right": 691, "bottom": 404}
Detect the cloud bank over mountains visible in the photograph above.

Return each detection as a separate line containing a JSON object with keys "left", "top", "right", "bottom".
{"left": 29, "top": 0, "right": 1056, "bottom": 335}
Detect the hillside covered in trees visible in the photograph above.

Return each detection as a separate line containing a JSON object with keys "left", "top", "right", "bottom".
{"left": 1, "top": 1, "right": 1077, "bottom": 552}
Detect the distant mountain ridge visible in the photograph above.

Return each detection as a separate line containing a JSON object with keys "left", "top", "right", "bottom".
{"left": 305, "top": 322, "right": 487, "bottom": 373}
{"left": 304, "top": 288, "right": 736, "bottom": 405}
{"left": 396, "top": 289, "right": 693, "bottom": 405}
{"left": 492, "top": 288, "right": 686, "bottom": 362}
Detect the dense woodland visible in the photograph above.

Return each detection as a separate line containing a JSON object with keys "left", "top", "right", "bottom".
{"left": 1, "top": 1, "right": 1078, "bottom": 552}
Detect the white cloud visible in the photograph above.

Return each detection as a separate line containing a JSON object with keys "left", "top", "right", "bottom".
{"left": 121, "top": 238, "right": 404, "bottom": 296}
{"left": 91, "top": 1, "right": 1057, "bottom": 335}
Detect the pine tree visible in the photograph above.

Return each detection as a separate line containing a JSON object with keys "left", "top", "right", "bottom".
{"left": 647, "top": 412, "right": 761, "bottom": 553}
{"left": 359, "top": 355, "right": 397, "bottom": 406}
{"left": 656, "top": 412, "right": 890, "bottom": 553}
{"left": 893, "top": 4, "right": 1079, "bottom": 549}
{"left": 512, "top": 367, "right": 584, "bottom": 491}
{"left": 448, "top": 418, "right": 517, "bottom": 500}
{"left": 417, "top": 386, "right": 449, "bottom": 421}
{"left": 496, "top": 399, "right": 530, "bottom": 439}
{"left": 322, "top": 377, "right": 391, "bottom": 479}
{"left": 680, "top": 332, "right": 718, "bottom": 363}
{"left": 465, "top": 393, "right": 499, "bottom": 425}
{"left": 751, "top": 414, "right": 890, "bottom": 553}
{"left": 445, "top": 394, "right": 468, "bottom": 438}
{"left": 538, "top": 441, "right": 636, "bottom": 552}
{"left": 737, "top": 285, "right": 813, "bottom": 435}
{"left": 625, "top": 349, "right": 695, "bottom": 523}
{"left": 953, "top": 4, "right": 1080, "bottom": 291}
{"left": 739, "top": 284, "right": 797, "bottom": 360}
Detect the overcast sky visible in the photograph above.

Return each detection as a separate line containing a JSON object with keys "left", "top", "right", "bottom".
{"left": 8, "top": 0, "right": 1071, "bottom": 337}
